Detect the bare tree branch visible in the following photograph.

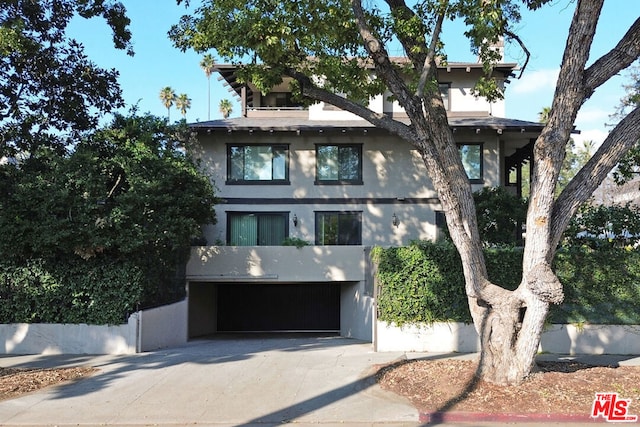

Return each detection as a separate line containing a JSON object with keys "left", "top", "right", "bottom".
{"left": 504, "top": 29, "right": 530, "bottom": 79}
{"left": 289, "top": 70, "right": 417, "bottom": 140}
{"left": 416, "top": 8, "right": 445, "bottom": 97}
{"left": 584, "top": 17, "right": 640, "bottom": 96}
{"left": 551, "top": 104, "right": 640, "bottom": 247}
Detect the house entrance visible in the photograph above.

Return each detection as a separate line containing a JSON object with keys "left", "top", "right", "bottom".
{"left": 188, "top": 282, "right": 340, "bottom": 337}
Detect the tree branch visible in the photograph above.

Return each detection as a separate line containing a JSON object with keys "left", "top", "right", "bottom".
{"left": 350, "top": 0, "right": 420, "bottom": 113}
{"left": 290, "top": 70, "right": 417, "bottom": 140}
{"left": 504, "top": 29, "right": 530, "bottom": 79}
{"left": 583, "top": 17, "right": 640, "bottom": 96}
{"left": 416, "top": 8, "right": 445, "bottom": 97}
{"left": 551, "top": 104, "right": 640, "bottom": 247}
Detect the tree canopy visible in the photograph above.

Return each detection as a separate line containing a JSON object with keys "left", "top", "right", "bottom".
{"left": 0, "top": 111, "right": 217, "bottom": 308}
{"left": 0, "top": 0, "right": 134, "bottom": 157}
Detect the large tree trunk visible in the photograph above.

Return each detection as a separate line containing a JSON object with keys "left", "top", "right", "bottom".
{"left": 346, "top": 0, "right": 640, "bottom": 386}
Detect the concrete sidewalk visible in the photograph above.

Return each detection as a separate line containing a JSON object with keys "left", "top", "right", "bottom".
{"left": 1, "top": 335, "right": 639, "bottom": 426}
{"left": 0, "top": 335, "right": 425, "bottom": 426}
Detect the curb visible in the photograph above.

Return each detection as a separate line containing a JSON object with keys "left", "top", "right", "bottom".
{"left": 419, "top": 411, "right": 606, "bottom": 424}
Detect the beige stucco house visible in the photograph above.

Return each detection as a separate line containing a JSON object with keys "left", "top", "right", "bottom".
{"left": 185, "top": 58, "right": 543, "bottom": 343}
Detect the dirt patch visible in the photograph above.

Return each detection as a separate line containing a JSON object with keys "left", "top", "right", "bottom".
{"left": 0, "top": 366, "right": 97, "bottom": 401}
{"left": 377, "top": 359, "right": 640, "bottom": 416}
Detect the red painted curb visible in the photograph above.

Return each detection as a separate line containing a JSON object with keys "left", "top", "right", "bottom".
{"left": 419, "top": 411, "right": 608, "bottom": 424}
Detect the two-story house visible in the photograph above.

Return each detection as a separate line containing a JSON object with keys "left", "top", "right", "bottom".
{"left": 185, "top": 57, "right": 543, "bottom": 344}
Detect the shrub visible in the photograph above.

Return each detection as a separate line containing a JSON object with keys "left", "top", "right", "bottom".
{"left": 0, "top": 258, "right": 144, "bottom": 325}
{"left": 373, "top": 241, "right": 640, "bottom": 326}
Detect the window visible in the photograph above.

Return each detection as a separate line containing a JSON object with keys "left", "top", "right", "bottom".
{"left": 435, "top": 210, "right": 447, "bottom": 241}
{"left": 458, "top": 143, "right": 483, "bottom": 183}
{"left": 439, "top": 83, "right": 450, "bottom": 110}
{"left": 228, "top": 212, "right": 288, "bottom": 246}
{"left": 228, "top": 145, "right": 289, "bottom": 184}
{"left": 315, "top": 212, "right": 362, "bottom": 245}
{"left": 316, "top": 144, "right": 363, "bottom": 184}
{"left": 262, "top": 92, "right": 303, "bottom": 109}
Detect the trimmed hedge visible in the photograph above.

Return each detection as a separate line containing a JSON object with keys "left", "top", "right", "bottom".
{"left": 372, "top": 242, "right": 640, "bottom": 326}
{"left": 0, "top": 258, "right": 144, "bottom": 325}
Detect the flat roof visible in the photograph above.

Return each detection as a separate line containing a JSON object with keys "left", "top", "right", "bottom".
{"left": 189, "top": 116, "right": 545, "bottom": 133}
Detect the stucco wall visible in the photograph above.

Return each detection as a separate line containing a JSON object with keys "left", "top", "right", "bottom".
{"left": 187, "top": 246, "right": 367, "bottom": 282}
{"left": 0, "top": 316, "right": 138, "bottom": 355}
{"left": 376, "top": 321, "right": 640, "bottom": 355}
{"left": 138, "top": 300, "right": 188, "bottom": 352}
{"left": 0, "top": 300, "right": 188, "bottom": 355}
{"left": 195, "top": 129, "right": 504, "bottom": 247}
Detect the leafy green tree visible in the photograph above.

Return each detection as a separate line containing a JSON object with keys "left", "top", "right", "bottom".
{"left": 611, "top": 64, "right": 640, "bottom": 184}
{"left": 564, "top": 203, "right": 640, "bottom": 248}
{"left": 219, "top": 99, "right": 233, "bottom": 118}
{"left": 0, "top": 0, "right": 132, "bottom": 157}
{"left": 0, "top": 112, "right": 217, "bottom": 307}
{"left": 159, "top": 86, "right": 176, "bottom": 121}
{"left": 200, "top": 54, "right": 216, "bottom": 120}
{"left": 170, "top": 0, "right": 640, "bottom": 384}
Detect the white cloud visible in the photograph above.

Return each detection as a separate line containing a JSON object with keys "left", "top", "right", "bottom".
{"left": 510, "top": 68, "right": 559, "bottom": 95}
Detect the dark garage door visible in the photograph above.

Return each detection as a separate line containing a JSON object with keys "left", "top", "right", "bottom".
{"left": 217, "top": 283, "right": 340, "bottom": 332}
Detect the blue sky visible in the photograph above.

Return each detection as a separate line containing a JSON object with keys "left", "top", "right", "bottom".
{"left": 68, "top": 0, "right": 639, "bottom": 147}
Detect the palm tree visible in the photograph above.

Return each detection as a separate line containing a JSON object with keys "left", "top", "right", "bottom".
{"left": 538, "top": 106, "right": 551, "bottom": 124}
{"left": 219, "top": 98, "right": 233, "bottom": 118}
{"left": 159, "top": 87, "right": 176, "bottom": 121}
{"left": 175, "top": 93, "right": 191, "bottom": 119}
{"left": 200, "top": 54, "right": 215, "bottom": 120}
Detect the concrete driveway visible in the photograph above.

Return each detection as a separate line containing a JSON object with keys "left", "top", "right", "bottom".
{"left": 0, "top": 334, "right": 421, "bottom": 426}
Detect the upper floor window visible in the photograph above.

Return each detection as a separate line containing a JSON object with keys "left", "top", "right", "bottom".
{"left": 458, "top": 143, "right": 483, "bottom": 183}
{"left": 316, "top": 144, "right": 363, "bottom": 184}
{"left": 228, "top": 212, "right": 288, "bottom": 246}
{"left": 228, "top": 144, "right": 289, "bottom": 184}
{"left": 439, "top": 83, "right": 450, "bottom": 110}
{"left": 315, "top": 211, "right": 362, "bottom": 245}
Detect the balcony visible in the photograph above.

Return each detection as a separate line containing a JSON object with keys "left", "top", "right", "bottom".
{"left": 186, "top": 245, "right": 369, "bottom": 283}
{"left": 246, "top": 106, "right": 309, "bottom": 119}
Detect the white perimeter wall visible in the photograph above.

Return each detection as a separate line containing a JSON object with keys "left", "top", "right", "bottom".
{"left": 0, "top": 300, "right": 188, "bottom": 355}
{"left": 376, "top": 321, "right": 640, "bottom": 355}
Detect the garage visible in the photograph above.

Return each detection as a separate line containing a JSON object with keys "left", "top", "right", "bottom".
{"left": 188, "top": 282, "right": 341, "bottom": 336}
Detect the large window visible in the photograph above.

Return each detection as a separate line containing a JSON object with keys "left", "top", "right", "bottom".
{"left": 228, "top": 144, "right": 289, "bottom": 184}
{"left": 228, "top": 212, "right": 288, "bottom": 246}
{"left": 316, "top": 144, "right": 363, "bottom": 184}
{"left": 315, "top": 212, "right": 362, "bottom": 245}
{"left": 458, "top": 143, "right": 483, "bottom": 183}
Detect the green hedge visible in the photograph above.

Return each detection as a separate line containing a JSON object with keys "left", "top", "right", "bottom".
{"left": 0, "top": 258, "right": 144, "bottom": 325}
{"left": 372, "top": 242, "right": 640, "bottom": 326}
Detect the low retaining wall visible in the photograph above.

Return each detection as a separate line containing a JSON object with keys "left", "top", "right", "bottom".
{"left": 376, "top": 321, "right": 640, "bottom": 355}
{"left": 0, "top": 300, "right": 188, "bottom": 355}
{"left": 1, "top": 316, "right": 138, "bottom": 355}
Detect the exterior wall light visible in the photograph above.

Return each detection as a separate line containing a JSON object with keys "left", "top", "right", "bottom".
{"left": 392, "top": 213, "right": 399, "bottom": 228}
{"left": 293, "top": 214, "right": 298, "bottom": 227}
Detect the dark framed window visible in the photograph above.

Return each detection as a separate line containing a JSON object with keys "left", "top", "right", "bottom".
{"left": 316, "top": 144, "right": 363, "bottom": 184}
{"left": 458, "top": 143, "right": 483, "bottom": 183}
{"left": 315, "top": 211, "right": 362, "bottom": 245}
{"left": 227, "top": 144, "right": 289, "bottom": 184}
{"left": 435, "top": 210, "right": 447, "bottom": 241}
{"left": 439, "top": 83, "right": 451, "bottom": 110}
{"left": 228, "top": 212, "right": 288, "bottom": 246}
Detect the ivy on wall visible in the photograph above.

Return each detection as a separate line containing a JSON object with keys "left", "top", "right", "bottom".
{"left": 373, "top": 241, "right": 640, "bottom": 326}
